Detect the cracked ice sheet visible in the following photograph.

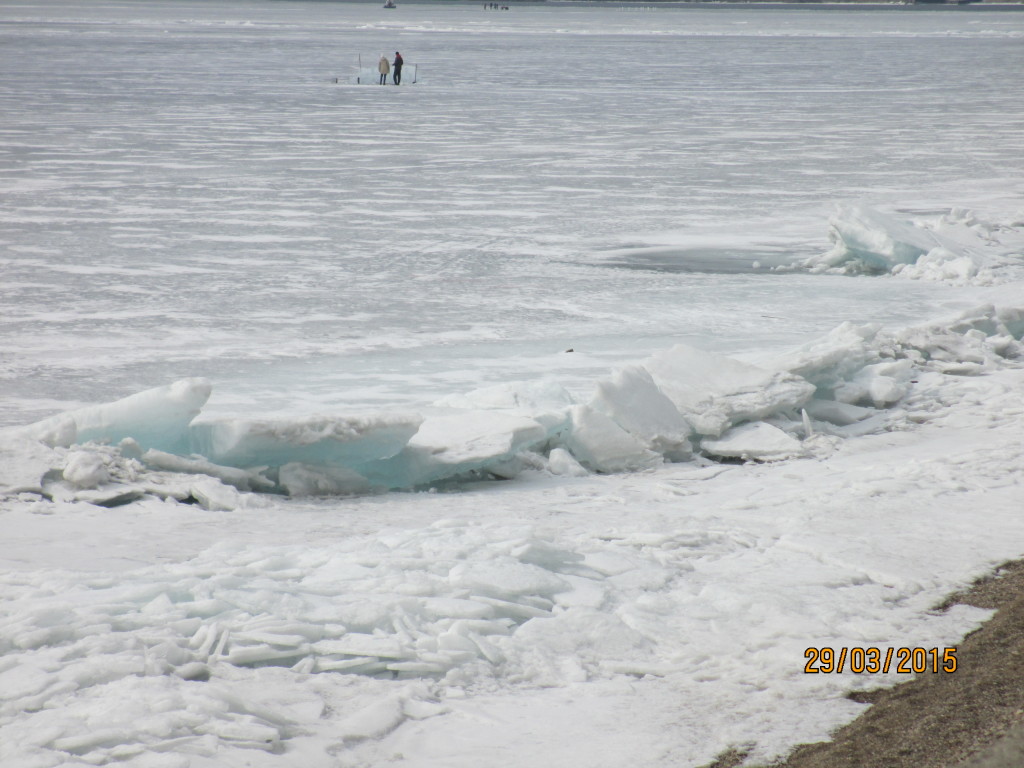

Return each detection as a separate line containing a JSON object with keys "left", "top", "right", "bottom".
{"left": 3, "top": 367, "right": 1024, "bottom": 766}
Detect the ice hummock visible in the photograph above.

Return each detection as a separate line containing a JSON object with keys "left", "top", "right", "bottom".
{"left": 590, "top": 365, "right": 694, "bottom": 461}
{"left": 643, "top": 343, "right": 815, "bottom": 437}
{"left": 796, "top": 205, "right": 1019, "bottom": 283}
{"left": 562, "top": 404, "right": 663, "bottom": 474}
{"left": 3, "top": 305, "right": 1022, "bottom": 508}
{"left": 822, "top": 205, "right": 945, "bottom": 271}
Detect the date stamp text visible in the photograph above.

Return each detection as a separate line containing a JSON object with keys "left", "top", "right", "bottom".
{"left": 803, "top": 646, "right": 958, "bottom": 674}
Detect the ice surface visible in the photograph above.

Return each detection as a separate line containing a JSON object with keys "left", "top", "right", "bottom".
{"left": 0, "top": 437, "right": 57, "bottom": 496}
{"left": 6, "top": 5, "right": 1024, "bottom": 426}
{"left": 1, "top": 303, "right": 1022, "bottom": 758}
{"left": 2, "top": 3, "right": 1024, "bottom": 767}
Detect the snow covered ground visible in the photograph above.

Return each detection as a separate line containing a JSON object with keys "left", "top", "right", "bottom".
{"left": 2, "top": 1, "right": 1024, "bottom": 766}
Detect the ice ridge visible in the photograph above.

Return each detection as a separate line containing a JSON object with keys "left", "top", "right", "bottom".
{"left": 2, "top": 306, "right": 1022, "bottom": 510}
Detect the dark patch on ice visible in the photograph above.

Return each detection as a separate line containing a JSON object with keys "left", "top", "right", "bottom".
{"left": 93, "top": 489, "right": 146, "bottom": 508}
{"left": 710, "top": 455, "right": 750, "bottom": 465}
{"left": 587, "top": 246, "right": 798, "bottom": 275}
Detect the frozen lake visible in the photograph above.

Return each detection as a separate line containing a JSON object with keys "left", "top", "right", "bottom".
{"left": 2, "top": 2, "right": 1024, "bottom": 767}
{"left": 3, "top": 0, "right": 1023, "bottom": 422}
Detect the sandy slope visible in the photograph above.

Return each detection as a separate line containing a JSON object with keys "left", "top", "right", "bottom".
{"left": 762, "top": 560, "right": 1024, "bottom": 768}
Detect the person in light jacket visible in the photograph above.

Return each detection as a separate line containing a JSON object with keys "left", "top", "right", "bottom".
{"left": 378, "top": 55, "right": 390, "bottom": 85}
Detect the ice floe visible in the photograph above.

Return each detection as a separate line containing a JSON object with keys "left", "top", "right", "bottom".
{"left": 643, "top": 343, "right": 815, "bottom": 437}
{"left": 700, "top": 421, "right": 805, "bottom": 462}
{"left": 820, "top": 205, "right": 949, "bottom": 271}
{"left": 17, "top": 378, "right": 212, "bottom": 453}
{"left": 796, "top": 205, "right": 1022, "bottom": 283}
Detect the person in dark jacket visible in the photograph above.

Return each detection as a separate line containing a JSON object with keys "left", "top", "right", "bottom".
{"left": 392, "top": 52, "right": 404, "bottom": 85}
